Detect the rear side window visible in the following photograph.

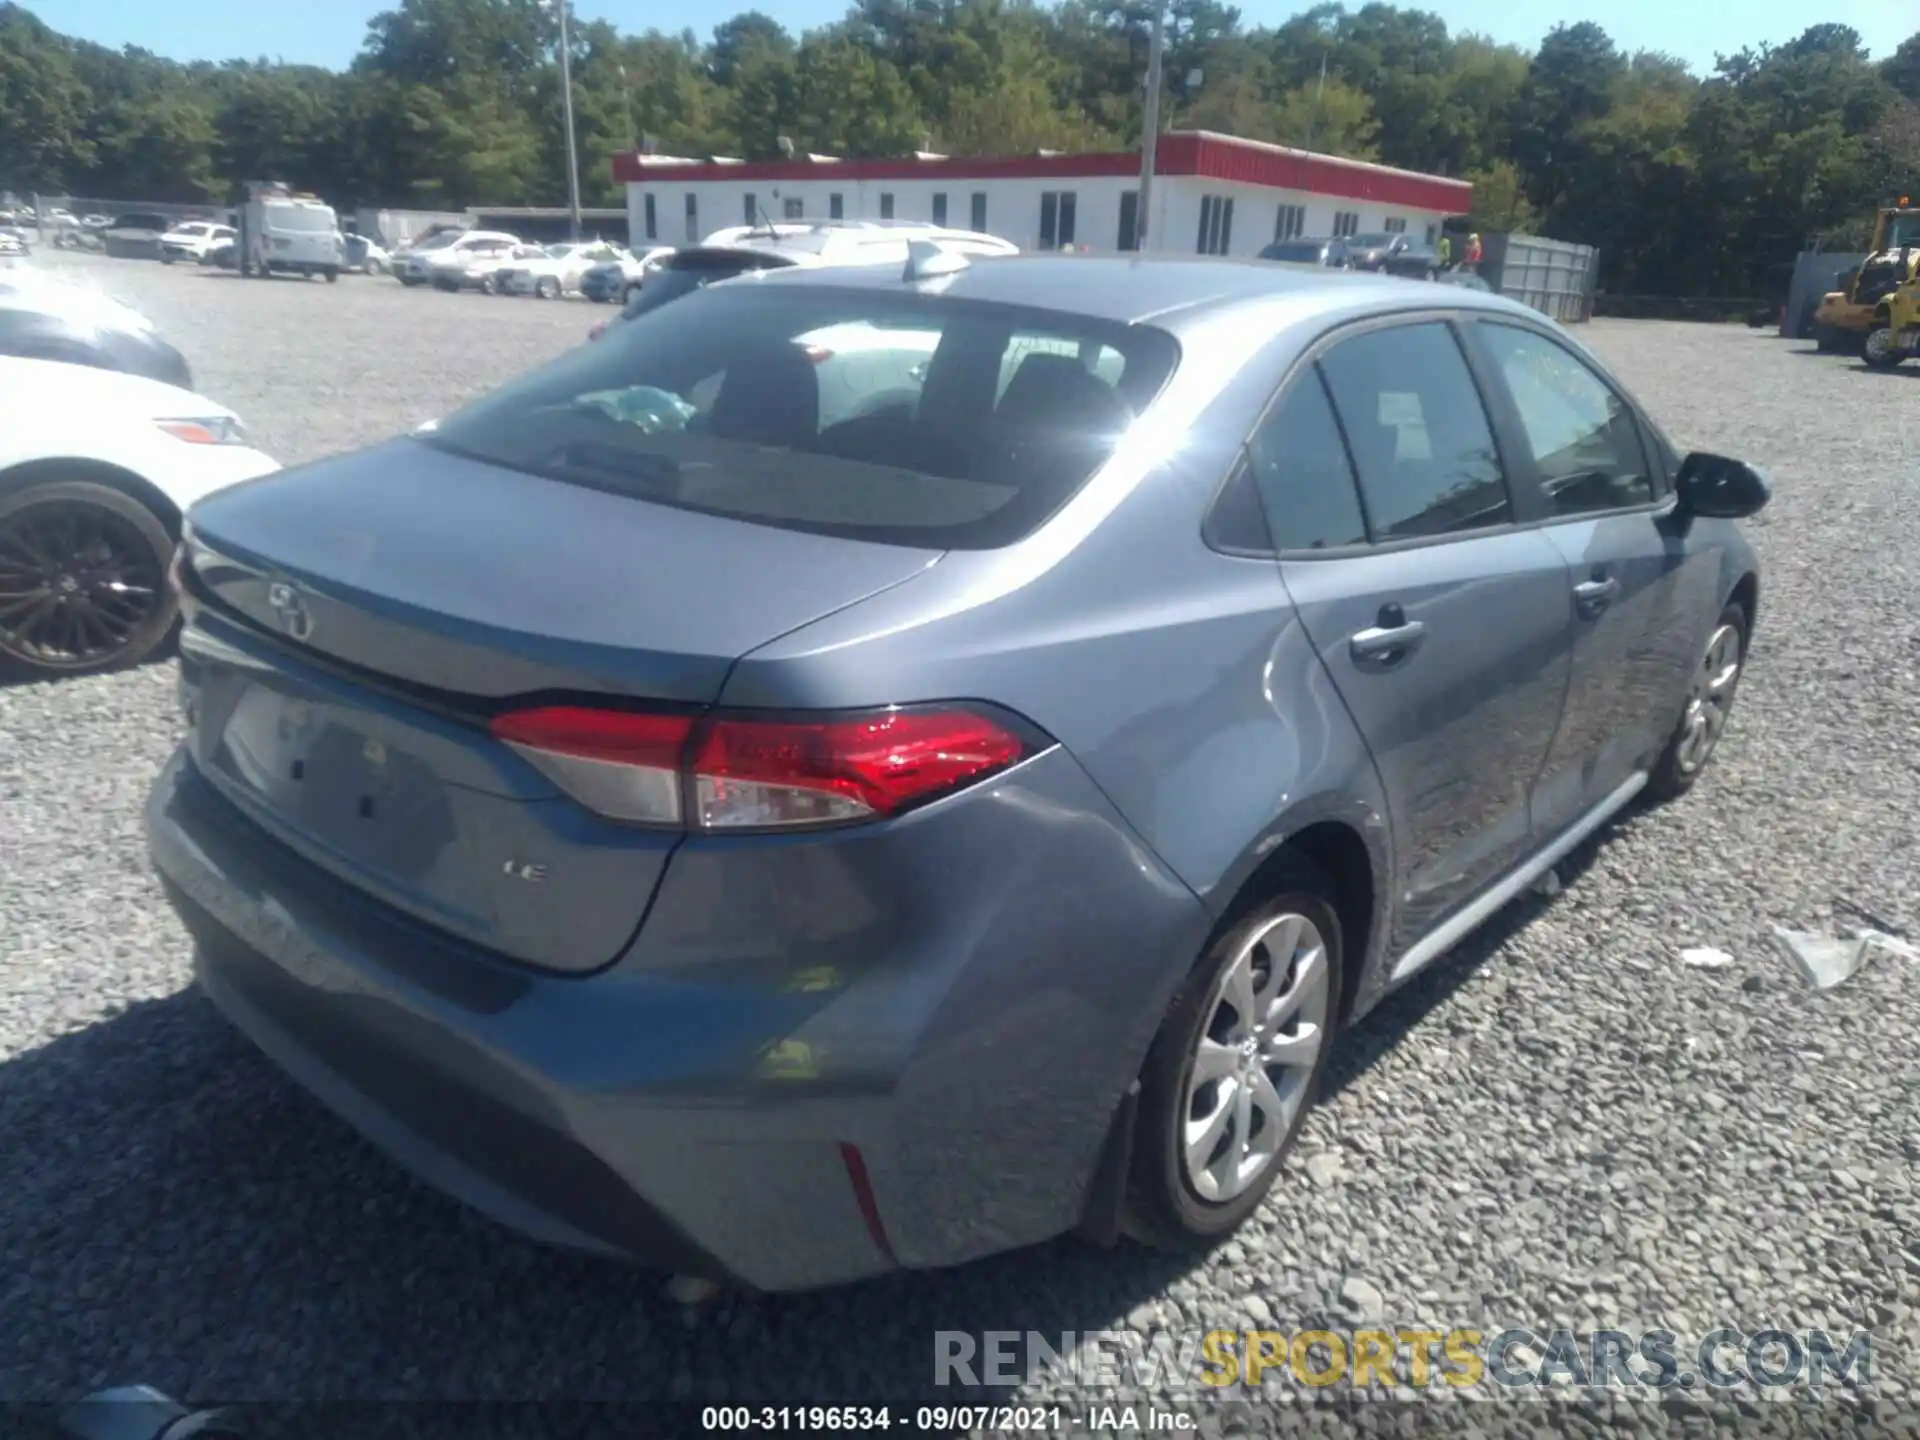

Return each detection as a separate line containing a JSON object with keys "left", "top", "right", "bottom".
{"left": 1316, "top": 322, "right": 1509, "bottom": 540}
{"left": 428, "top": 284, "right": 1179, "bottom": 550}
{"left": 1246, "top": 371, "right": 1368, "bottom": 551}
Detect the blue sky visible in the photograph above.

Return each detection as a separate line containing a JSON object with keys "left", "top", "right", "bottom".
{"left": 40, "top": 0, "right": 1918, "bottom": 72}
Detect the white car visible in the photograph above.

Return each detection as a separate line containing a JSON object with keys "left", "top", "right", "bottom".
{"left": 499, "top": 241, "right": 629, "bottom": 298}
{"left": 442, "top": 242, "right": 547, "bottom": 294}
{"left": 159, "top": 221, "right": 235, "bottom": 265}
{"left": 390, "top": 230, "right": 521, "bottom": 287}
{"left": 0, "top": 357, "right": 278, "bottom": 676}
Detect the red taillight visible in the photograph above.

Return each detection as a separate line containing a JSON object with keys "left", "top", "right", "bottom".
{"left": 802, "top": 344, "right": 834, "bottom": 364}
{"left": 488, "top": 704, "right": 1037, "bottom": 831}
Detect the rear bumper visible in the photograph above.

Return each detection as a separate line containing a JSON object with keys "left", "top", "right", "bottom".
{"left": 147, "top": 741, "right": 1207, "bottom": 1290}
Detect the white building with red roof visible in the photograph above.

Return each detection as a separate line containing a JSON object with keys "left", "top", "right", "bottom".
{"left": 614, "top": 129, "right": 1472, "bottom": 258}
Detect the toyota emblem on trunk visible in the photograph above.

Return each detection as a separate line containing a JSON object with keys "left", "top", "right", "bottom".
{"left": 266, "top": 580, "right": 314, "bottom": 640}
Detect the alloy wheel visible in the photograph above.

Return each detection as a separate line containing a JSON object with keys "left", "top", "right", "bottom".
{"left": 1180, "top": 910, "right": 1331, "bottom": 1204}
{"left": 1674, "top": 622, "right": 1742, "bottom": 775}
{"left": 0, "top": 499, "right": 165, "bottom": 669}
{"left": 1864, "top": 327, "right": 1897, "bottom": 365}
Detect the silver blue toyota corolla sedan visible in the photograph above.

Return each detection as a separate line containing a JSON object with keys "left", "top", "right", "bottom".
{"left": 147, "top": 249, "right": 1767, "bottom": 1292}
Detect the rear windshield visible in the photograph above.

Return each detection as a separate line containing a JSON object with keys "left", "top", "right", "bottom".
{"left": 427, "top": 283, "right": 1180, "bottom": 550}
{"left": 267, "top": 204, "right": 335, "bottom": 233}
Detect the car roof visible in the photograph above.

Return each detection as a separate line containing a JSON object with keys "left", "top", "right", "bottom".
{"left": 742, "top": 251, "right": 1533, "bottom": 334}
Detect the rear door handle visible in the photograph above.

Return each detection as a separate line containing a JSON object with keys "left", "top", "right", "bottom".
{"left": 1350, "top": 620, "right": 1428, "bottom": 664}
{"left": 1573, "top": 576, "right": 1620, "bottom": 616}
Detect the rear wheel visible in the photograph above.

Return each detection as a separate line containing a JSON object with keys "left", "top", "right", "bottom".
{"left": 478, "top": 273, "right": 497, "bottom": 295}
{"left": 0, "top": 479, "right": 176, "bottom": 677}
{"left": 538, "top": 276, "right": 562, "bottom": 300}
{"left": 1647, "top": 602, "right": 1747, "bottom": 802}
{"left": 324, "top": 266, "right": 339, "bottom": 283}
{"left": 1125, "top": 857, "right": 1341, "bottom": 1249}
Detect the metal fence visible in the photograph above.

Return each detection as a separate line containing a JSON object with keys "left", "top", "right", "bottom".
{"left": 1480, "top": 232, "right": 1601, "bottom": 323}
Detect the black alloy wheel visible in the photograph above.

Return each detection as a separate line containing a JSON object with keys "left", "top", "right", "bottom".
{"left": 0, "top": 481, "right": 176, "bottom": 676}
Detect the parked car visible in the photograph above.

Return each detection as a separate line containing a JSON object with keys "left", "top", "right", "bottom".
{"left": 0, "top": 356, "right": 276, "bottom": 675}
{"left": 580, "top": 245, "right": 676, "bottom": 304}
{"left": 344, "top": 234, "right": 392, "bottom": 275}
{"left": 147, "top": 254, "right": 1766, "bottom": 1292}
{"left": 500, "top": 241, "right": 629, "bottom": 298}
{"left": 443, "top": 242, "right": 548, "bottom": 294}
{"left": 0, "top": 269, "right": 192, "bottom": 389}
{"left": 160, "top": 221, "right": 236, "bottom": 265}
{"left": 586, "top": 221, "right": 1018, "bottom": 339}
{"left": 101, "top": 213, "right": 173, "bottom": 262}
{"left": 0, "top": 227, "right": 29, "bottom": 259}
{"left": 390, "top": 230, "right": 521, "bottom": 287}
{"left": 1343, "top": 231, "right": 1443, "bottom": 279}
{"left": 1257, "top": 237, "right": 1354, "bottom": 268}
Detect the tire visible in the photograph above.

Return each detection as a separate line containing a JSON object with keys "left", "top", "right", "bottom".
{"left": 160, "top": 252, "right": 175, "bottom": 266}
{"left": 1124, "top": 855, "right": 1343, "bottom": 1250}
{"left": 368, "top": 258, "right": 387, "bottom": 276}
{"left": 1863, "top": 322, "right": 1906, "bottom": 369}
{"left": 538, "top": 276, "right": 562, "bottom": 300}
{"left": 1813, "top": 324, "right": 1840, "bottom": 353}
{"left": 1646, "top": 601, "right": 1748, "bottom": 802}
{"left": 0, "top": 478, "right": 177, "bottom": 678}
{"left": 324, "top": 267, "right": 339, "bottom": 284}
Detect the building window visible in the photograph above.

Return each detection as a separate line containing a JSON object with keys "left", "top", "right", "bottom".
{"left": 1425, "top": 223, "right": 1438, "bottom": 245}
{"left": 685, "top": 193, "right": 699, "bottom": 241}
{"left": 1197, "top": 195, "right": 1234, "bottom": 255}
{"left": 829, "top": 193, "right": 844, "bottom": 220}
{"left": 931, "top": 192, "right": 948, "bottom": 226}
{"left": 1039, "top": 190, "right": 1077, "bottom": 249}
{"left": 1332, "top": 210, "right": 1359, "bottom": 238}
{"left": 743, "top": 193, "right": 758, "bottom": 225}
{"left": 1274, "top": 203, "right": 1305, "bottom": 242}
{"left": 783, "top": 196, "right": 804, "bottom": 219}
{"left": 879, "top": 192, "right": 895, "bottom": 219}
{"left": 1118, "top": 190, "right": 1140, "bottom": 251}
{"left": 1384, "top": 216, "right": 1407, "bottom": 234}
{"left": 643, "top": 193, "right": 657, "bottom": 241}
{"left": 970, "top": 192, "right": 987, "bottom": 232}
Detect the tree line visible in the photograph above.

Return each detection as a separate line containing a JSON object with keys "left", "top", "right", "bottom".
{"left": 4, "top": 0, "right": 1920, "bottom": 296}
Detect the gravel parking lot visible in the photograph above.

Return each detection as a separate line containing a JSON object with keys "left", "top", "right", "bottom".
{"left": 3, "top": 253, "right": 1918, "bottom": 1426}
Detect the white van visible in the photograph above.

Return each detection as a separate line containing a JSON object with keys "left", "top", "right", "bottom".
{"left": 239, "top": 184, "right": 343, "bottom": 281}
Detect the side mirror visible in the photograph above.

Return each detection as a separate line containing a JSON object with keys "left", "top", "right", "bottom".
{"left": 1675, "top": 452, "right": 1771, "bottom": 520}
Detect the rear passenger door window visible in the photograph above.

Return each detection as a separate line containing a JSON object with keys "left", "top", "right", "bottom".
{"left": 1316, "top": 322, "right": 1510, "bottom": 540}
{"left": 1246, "top": 371, "right": 1368, "bottom": 551}
{"left": 1476, "top": 323, "right": 1655, "bottom": 517}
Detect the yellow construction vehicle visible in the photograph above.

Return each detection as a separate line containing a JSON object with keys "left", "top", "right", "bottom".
{"left": 1862, "top": 271, "right": 1920, "bottom": 368}
{"left": 1811, "top": 198, "right": 1920, "bottom": 351}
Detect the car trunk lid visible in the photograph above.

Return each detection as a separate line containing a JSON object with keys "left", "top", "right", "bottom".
{"left": 177, "top": 438, "right": 941, "bottom": 972}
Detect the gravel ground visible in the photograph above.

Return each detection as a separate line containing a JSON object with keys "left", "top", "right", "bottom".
{"left": 3, "top": 253, "right": 1918, "bottom": 1430}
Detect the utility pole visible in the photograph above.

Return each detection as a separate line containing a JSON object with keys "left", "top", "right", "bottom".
{"left": 1135, "top": 4, "right": 1166, "bottom": 252}
{"left": 1303, "top": 51, "right": 1327, "bottom": 151}
{"left": 555, "top": 0, "right": 583, "bottom": 240}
